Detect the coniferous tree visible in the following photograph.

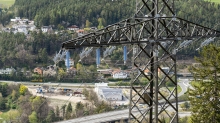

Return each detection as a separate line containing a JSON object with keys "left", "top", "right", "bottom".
{"left": 46, "top": 110, "right": 56, "bottom": 123}
{"left": 55, "top": 105, "right": 60, "bottom": 119}
{"left": 65, "top": 102, "right": 72, "bottom": 119}
{"left": 189, "top": 45, "right": 220, "bottom": 123}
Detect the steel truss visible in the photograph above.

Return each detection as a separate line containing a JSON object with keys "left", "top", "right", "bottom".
{"left": 62, "top": 0, "right": 220, "bottom": 122}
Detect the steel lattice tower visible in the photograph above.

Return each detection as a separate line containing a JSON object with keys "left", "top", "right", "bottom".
{"left": 62, "top": 0, "right": 220, "bottom": 122}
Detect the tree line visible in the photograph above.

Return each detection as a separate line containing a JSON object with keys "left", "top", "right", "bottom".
{"left": 1, "top": 0, "right": 220, "bottom": 29}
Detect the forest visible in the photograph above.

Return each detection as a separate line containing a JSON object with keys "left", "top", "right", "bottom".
{"left": 0, "top": 0, "right": 220, "bottom": 74}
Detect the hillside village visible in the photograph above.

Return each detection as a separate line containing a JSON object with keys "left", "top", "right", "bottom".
{"left": 1, "top": 17, "right": 96, "bottom": 36}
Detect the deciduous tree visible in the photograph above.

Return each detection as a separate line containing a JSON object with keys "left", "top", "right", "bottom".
{"left": 29, "top": 111, "right": 38, "bottom": 123}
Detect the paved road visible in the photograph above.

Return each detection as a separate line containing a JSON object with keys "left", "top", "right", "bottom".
{"left": 178, "top": 78, "right": 190, "bottom": 96}
{"left": 0, "top": 80, "right": 95, "bottom": 87}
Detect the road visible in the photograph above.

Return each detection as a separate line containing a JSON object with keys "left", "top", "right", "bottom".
{"left": 178, "top": 78, "right": 191, "bottom": 96}
{"left": 0, "top": 80, "right": 95, "bottom": 87}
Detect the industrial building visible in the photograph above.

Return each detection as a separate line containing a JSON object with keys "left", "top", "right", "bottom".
{"left": 95, "top": 83, "right": 123, "bottom": 101}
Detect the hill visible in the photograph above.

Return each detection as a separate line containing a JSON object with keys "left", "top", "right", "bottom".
{"left": 0, "top": 0, "right": 219, "bottom": 74}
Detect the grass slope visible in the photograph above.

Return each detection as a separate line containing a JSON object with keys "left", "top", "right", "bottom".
{"left": 0, "top": 0, "right": 15, "bottom": 8}
{"left": 205, "top": 0, "right": 220, "bottom": 3}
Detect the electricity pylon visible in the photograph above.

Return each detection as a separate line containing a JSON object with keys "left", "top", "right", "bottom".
{"left": 61, "top": 0, "right": 220, "bottom": 122}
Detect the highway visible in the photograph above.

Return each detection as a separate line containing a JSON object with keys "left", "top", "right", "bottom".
{"left": 0, "top": 80, "right": 95, "bottom": 87}
{"left": 56, "top": 104, "right": 191, "bottom": 123}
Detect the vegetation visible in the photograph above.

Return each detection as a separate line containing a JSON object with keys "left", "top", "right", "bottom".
{"left": 205, "top": 0, "right": 220, "bottom": 3}
{"left": 0, "top": 0, "right": 15, "bottom": 8}
{"left": 0, "top": 82, "right": 115, "bottom": 122}
{"left": 0, "top": 0, "right": 219, "bottom": 82}
{"left": 189, "top": 45, "right": 220, "bottom": 122}
{"left": 0, "top": 82, "right": 51, "bottom": 122}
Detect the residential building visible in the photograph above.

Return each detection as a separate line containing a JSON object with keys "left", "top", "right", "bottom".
{"left": 41, "top": 26, "right": 53, "bottom": 33}
{"left": 17, "top": 25, "right": 28, "bottom": 35}
{"left": 112, "top": 69, "right": 128, "bottom": 79}
{"left": 76, "top": 29, "right": 84, "bottom": 37}
{"left": 0, "top": 68, "right": 16, "bottom": 74}
{"left": 144, "top": 69, "right": 151, "bottom": 75}
{"left": 34, "top": 67, "right": 43, "bottom": 75}
{"left": 67, "top": 25, "right": 79, "bottom": 31}
{"left": 43, "top": 65, "right": 57, "bottom": 77}
{"left": 144, "top": 67, "right": 173, "bottom": 76}
{"left": 65, "top": 58, "right": 74, "bottom": 67}
{"left": 11, "top": 17, "right": 21, "bottom": 22}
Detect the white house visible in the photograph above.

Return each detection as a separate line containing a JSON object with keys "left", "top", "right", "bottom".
{"left": 67, "top": 25, "right": 79, "bottom": 31}
{"left": 41, "top": 26, "right": 53, "bottom": 33}
{"left": 0, "top": 68, "right": 16, "bottom": 74}
{"left": 65, "top": 59, "right": 74, "bottom": 67}
{"left": 28, "top": 25, "right": 36, "bottom": 31}
{"left": 17, "top": 26, "right": 28, "bottom": 35}
{"left": 11, "top": 17, "right": 21, "bottom": 22}
{"left": 112, "top": 69, "right": 128, "bottom": 79}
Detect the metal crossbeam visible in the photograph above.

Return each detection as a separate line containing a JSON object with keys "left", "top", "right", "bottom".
{"left": 62, "top": 17, "right": 220, "bottom": 48}
{"left": 61, "top": 0, "right": 220, "bottom": 123}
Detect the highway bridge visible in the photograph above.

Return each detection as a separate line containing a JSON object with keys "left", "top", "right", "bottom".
{"left": 56, "top": 104, "right": 191, "bottom": 123}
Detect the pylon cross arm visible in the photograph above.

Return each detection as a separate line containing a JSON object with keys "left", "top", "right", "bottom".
{"left": 62, "top": 17, "right": 220, "bottom": 49}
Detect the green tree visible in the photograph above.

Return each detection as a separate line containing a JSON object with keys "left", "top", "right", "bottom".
{"left": 57, "top": 68, "right": 66, "bottom": 80}
{"left": 179, "top": 116, "right": 190, "bottom": 123}
{"left": 189, "top": 45, "right": 220, "bottom": 123}
{"left": 97, "top": 18, "right": 104, "bottom": 29}
{"left": 29, "top": 111, "right": 38, "bottom": 123}
{"left": 75, "top": 102, "right": 84, "bottom": 117}
{"left": 0, "top": 96, "right": 6, "bottom": 110}
{"left": 39, "top": 48, "right": 48, "bottom": 64}
{"left": 65, "top": 102, "right": 72, "bottom": 119}
{"left": 85, "top": 20, "right": 91, "bottom": 28}
{"left": 180, "top": 102, "right": 190, "bottom": 111}
{"left": 0, "top": 83, "right": 8, "bottom": 97}
{"left": 82, "top": 87, "right": 89, "bottom": 98}
{"left": 75, "top": 102, "right": 84, "bottom": 110}
{"left": 61, "top": 104, "right": 66, "bottom": 118}
{"left": 4, "top": 110, "right": 20, "bottom": 122}
{"left": 55, "top": 105, "right": 60, "bottom": 118}
{"left": 46, "top": 110, "right": 56, "bottom": 123}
